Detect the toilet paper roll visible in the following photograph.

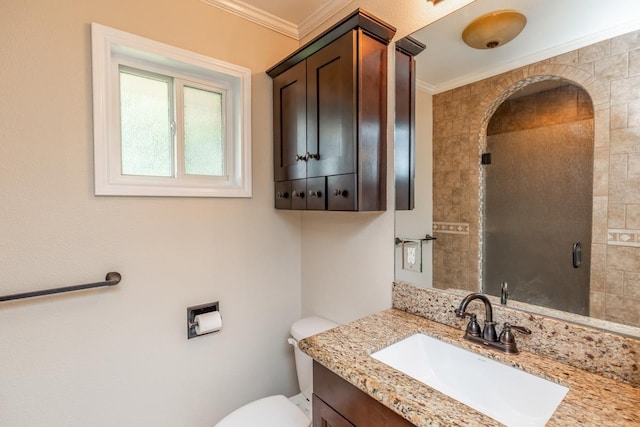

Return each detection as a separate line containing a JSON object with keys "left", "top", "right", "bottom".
{"left": 195, "top": 311, "right": 222, "bottom": 335}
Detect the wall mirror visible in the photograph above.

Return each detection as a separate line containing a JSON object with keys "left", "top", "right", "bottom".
{"left": 394, "top": 0, "right": 640, "bottom": 336}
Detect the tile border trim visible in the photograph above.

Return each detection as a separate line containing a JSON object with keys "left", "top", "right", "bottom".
{"left": 433, "top": 222, "right": 470, "bottom": 235}
{"left": 608, "top": 228, "right": 640, "bottom": 247}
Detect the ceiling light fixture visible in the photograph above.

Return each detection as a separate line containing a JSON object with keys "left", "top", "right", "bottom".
{"left": 462, "top": 10, "right": 527, "bottom": 49}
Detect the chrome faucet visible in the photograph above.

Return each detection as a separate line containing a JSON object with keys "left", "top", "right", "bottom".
{"left": 454, "top": 292, "right": 531, "bottom": 354}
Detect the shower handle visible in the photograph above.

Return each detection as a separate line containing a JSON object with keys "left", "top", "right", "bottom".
{"left": 572, "top": 242, "right": 582, "bottom": 268}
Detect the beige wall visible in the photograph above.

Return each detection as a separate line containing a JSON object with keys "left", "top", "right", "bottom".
{"left": 300, "top": 0, "right": 474, "bottom": 324}
{"left": 0, "top": 0, "right": 477, "bottom": 424}
{"left": 0, "top": 1, "right": 302, "bottom": 425}
{"left": 432, "top": 30, "right": 640, "bottom": 328}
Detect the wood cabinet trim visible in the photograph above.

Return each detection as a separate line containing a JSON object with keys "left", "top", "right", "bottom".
{"left": 266, "top": 9, "right": 396, "bottom": 78}
{"left": 395, "top": 36, "right": 426, "bottom": 57}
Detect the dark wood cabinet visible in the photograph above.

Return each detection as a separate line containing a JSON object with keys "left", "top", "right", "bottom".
{"left": 394, "top": 37, "right": 425, "bottom": 211}
{"left": 268, "top": 9, "right": 395, "bottom": 211}
{"left": 313, "top": 362, "right": 415, "bottom": 427}
{"left": 313, "top": 395, "right": 355, "bottom": 427}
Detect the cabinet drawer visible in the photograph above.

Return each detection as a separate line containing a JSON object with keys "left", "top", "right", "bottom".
{"left": 327, "top": 174, "right": 357, "bottom": 211}
{"left": 291, "top": 179, "right": 307, "bottom": 210}
{"left": 275, "top": 181, "right": 291, "bottom": 209}
{"left": 276, "top": 178, "right": 326, "bottom": 210}
{"left": 306, "top": 177, "right": 326, "bottom": 210}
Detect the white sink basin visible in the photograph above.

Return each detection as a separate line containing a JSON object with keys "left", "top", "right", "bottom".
{"left": 371, "top": 333, "right": 568, "bottom": 427}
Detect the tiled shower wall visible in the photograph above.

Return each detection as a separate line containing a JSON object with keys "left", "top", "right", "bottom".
{"left": 432, "top": 30, "right": 640, "bottom": 327}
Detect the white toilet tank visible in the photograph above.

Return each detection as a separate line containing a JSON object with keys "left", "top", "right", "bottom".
{"left": 289, "top": 317, "right": 337, "bottom": 401}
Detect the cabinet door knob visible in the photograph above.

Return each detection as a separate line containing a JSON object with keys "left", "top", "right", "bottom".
{"left": 276, "top": 191, "right": 289, "bottom": 199}
{"left": 308, "top": 190, "right": 323, "bottom": 198}
{"left": 306, "top": 152, "right": 320, "bottom": 160}
{"left": 333, "top": 189, "right": 348, "bottom": 197}
{"left": 292, "top": 190, "right": 305, "bottom": 199}
{"left": 295, "top": 153, "right": 309, "bottom": 162}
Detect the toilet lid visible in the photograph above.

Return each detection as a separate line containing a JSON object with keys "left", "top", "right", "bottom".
{"left": 215, "top": 395, "right": 310, "bottom": 427}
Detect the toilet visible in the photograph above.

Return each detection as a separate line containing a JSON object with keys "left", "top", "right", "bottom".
{"left": 215, "top": 316, "right": 338, "bottom": 427}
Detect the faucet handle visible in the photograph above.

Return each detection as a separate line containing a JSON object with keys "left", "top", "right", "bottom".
{"left": 503, "top": 323, "right": 531, "bottom": 335}
{"left": 499, "top": 323, "right": 531, "bottom": 353}
{"left": 455, "top": 310, "right": 482, "bottom": 337}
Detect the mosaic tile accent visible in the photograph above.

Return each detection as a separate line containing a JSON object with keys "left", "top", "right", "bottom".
{"left": 432, "top": 221, "right": 469, "bottom": 234}
{"left": 609, "top": 228, "right": 640, "bottom": 247}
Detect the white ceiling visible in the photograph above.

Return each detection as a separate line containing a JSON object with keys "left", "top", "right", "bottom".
{"left": 413, "top": 0, "right": 640, "bottom": 93}
{"left": 203, "top": 0, "right": 640, "bottom": 93}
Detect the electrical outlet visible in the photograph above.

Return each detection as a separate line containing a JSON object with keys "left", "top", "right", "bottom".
{"left": 407, "top": 247, "right": 416, "bottom": 264}
{"left": 402, "top": 241, "right": 422, "bottom": 272}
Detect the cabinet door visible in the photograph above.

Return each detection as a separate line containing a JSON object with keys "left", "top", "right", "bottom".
{"left": 273, "top": 61, "right": 307, "bottom": 181}
{"left": 313, "top": 395, "right": 355, "bottom": 427}
{"left": 307, "top": 31, "right": 357, "bottom": 178}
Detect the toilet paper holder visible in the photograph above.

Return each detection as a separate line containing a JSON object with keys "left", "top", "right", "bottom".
{"left": 187, "top": 301, "right": 220, "bottom": 339}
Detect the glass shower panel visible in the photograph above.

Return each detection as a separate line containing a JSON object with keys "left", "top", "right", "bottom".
{"left": 483, "top": 120, "right": 593, "bottom": 315}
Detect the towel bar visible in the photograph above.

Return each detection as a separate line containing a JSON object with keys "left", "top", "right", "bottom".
{"left": 0, "top": 272, "right": 121, "bottom": 302}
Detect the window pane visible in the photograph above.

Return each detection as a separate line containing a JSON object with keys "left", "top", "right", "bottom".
{"left": 184, "top": 86, "right": 224, "bottom": 176}
{"left": 120, "top": 70, "right": 173, "bottom": 177}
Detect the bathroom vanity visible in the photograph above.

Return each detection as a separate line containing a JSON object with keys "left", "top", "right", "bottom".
{"left": 313, "top": 362, "right": 413, "bottom": 427}
{"left": 300, "top": 283, "right": 640, "bottom": 426}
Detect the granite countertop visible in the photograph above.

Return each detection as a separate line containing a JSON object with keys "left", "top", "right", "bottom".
{"left": 300, "top": 308, "right": 640, "bottom": 426}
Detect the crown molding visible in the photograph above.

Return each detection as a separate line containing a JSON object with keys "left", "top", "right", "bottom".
{"left": 201, "top": 0, "right": 353, "bottom": 40}
{"left": 416, "top": 79, "right": 435, "bottom": 94}
{"left": 297, "top": 0, "right": 354, "bottom": 40}
{"left": 201, "top": 0, "right": 298, "bottom": 39}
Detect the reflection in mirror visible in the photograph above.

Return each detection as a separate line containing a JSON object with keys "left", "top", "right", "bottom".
{"left": 394, "top": 0, "right": 640, "bottom": 334}
{"left": 483, "top": 81, "right": 594, "bottom": 316}
{"left": 395, "top": 87, "right": 433, "bottom": 288}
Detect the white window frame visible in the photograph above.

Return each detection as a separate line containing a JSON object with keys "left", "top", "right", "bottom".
{"left": 91, "top": 23, "right": 252, "bottom": 197}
